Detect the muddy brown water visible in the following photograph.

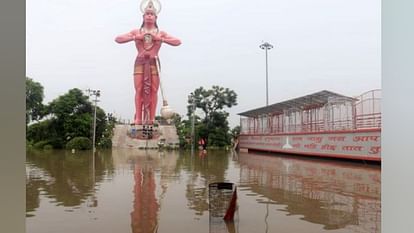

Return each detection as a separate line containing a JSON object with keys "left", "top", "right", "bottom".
{"left": 26, "top": 149, "right": 380, "bottom": 233}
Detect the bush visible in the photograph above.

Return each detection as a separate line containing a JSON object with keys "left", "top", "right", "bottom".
{"left": 27, "top": 120, "right": 52, "bottom": 143}
{"left": 33, "top": 140, "right": 52, "bottom": 150}
{"left": 66, "top": 137, "right": 92, "bottom": 150}
{"left": 48, "top": 138, "right": 65, "bottom": 149}
{"left": 26, "top": 140, "right": 34, "bottom": 151}
{"left": 98, "top": 137, "right": 112, "bottom": 149}
{"left": 26, "top": 139, "right": 33, "bottom": 147}
{"left": 43, "top": 145, "right": 53, "bottom": 150}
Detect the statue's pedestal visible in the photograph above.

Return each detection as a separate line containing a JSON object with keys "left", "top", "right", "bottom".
{"left": 112, "top": 123, "right": 179, "bottom": 149}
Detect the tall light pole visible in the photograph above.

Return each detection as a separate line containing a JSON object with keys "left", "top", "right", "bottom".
{"left": 86, "top": 89, "right": 100, "bottom": 153}
{"left": 260, "top": 42, "right": 274, "bottom": 106}
{"left": 190, "top": 95, "right": 196, "bottom": 154}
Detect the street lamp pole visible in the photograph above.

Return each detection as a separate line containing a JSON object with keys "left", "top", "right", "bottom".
{"left": 86, "top": 89, "right": 100, "bottom": 153}
{"left": 190, "top": 95, "right": 196, "bottom": 154}
{"left": 260, "top": 42, "right": 274, "bottom": 106}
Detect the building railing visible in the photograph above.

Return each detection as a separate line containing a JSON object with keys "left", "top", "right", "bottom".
{"left": 240, "top": 90, "right": 381, "bottom": 134}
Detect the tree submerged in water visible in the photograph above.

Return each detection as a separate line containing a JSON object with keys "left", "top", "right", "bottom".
{"left": 185, "top": 86, "right": 238, "bottom": 148}
{"left": 26, "top": 79, "right": 116, "bottom": 150}
{"left": 26, "top": 77, "right": 45, "bottom": 125}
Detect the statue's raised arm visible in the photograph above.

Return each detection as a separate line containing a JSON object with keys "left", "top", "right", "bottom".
{"left": 158, "top": 31, "right": 181, "bottom": 46}
{"left": 115, "top": 30, "right": 139, "bottom": 44}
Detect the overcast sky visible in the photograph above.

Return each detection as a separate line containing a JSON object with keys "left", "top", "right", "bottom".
{"left": 26, "top": 0, "right": 381, "bottom": 127}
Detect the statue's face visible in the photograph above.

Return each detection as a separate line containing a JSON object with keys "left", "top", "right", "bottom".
{"left": 143, "top": 11, "right": 156, "bottom": 24}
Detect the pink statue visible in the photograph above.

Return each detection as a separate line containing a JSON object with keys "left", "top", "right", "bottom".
{"left": 115, "top": 0, "right": 181, "bottom": 125}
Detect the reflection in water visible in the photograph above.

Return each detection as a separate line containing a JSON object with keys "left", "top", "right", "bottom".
{"left": 26, "top": 150, "right": 114, "bottom": 216}
{"left": 25, "top": 167, "right": 45, "bottom": 217}
{"left": 238, "top": 152, "right": 381, "bottom": 233}
{"left": 111, "top": 149, "right": 180, "bottom": 233}
{"left": 175, "top": 150, "right": 230, "bottom": 217}
{"left": 131, "top": 155, "right": 159, "bottom": 233}
{"left": 26, "top": 149, "right": 380, "bottom": 233}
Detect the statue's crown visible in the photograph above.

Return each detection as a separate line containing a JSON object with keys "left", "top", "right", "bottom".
{"left": 145, "top": 1, "right": 155, "bottom": 13}
{"left": 140, "top": 0, "right": 161, "bottom": 15}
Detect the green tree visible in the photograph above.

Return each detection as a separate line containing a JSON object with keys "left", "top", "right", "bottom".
{"left": 47, "top": 88, "right": 94, "bottom": 144}
{"left": 26, "top": 119, "right": 59, "bottom": 144}
{"left": 27, "top": 88, "right": 109, "bottom": 149}
{"left": 26, "top": 77, "right": 45, "bottom": 124}
{"left": 187, "top": 86, "right": 237, "bottom": 147}
{"left": 230, "top": 125, "right": 241, "bottom": 139}
{"left": 47, "top": 88, "right": 91, "bottom": 119}
{"left": 187, "top": 86, "right": 237, "bottom": 119}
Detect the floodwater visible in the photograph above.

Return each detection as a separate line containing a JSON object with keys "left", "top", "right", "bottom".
{"left": 26, "top": 149, "right": 381, "bottom": 233}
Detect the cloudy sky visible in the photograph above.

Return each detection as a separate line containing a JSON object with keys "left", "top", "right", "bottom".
{"left": 26, "top": 0, "right": 380, "bottom": 127}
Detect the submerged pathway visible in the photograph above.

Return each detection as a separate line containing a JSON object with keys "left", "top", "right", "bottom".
{"left": 112, "top": 124, "right": 129, "bottom": 148}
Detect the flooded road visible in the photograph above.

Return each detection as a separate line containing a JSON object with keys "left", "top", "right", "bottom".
{"left": 26, "top": 149, "right": 380, "bottom": 233}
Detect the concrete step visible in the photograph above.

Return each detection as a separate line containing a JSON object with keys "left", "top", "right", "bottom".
{"left": 112, "top": 124, "right": 179, "bottom": 149}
